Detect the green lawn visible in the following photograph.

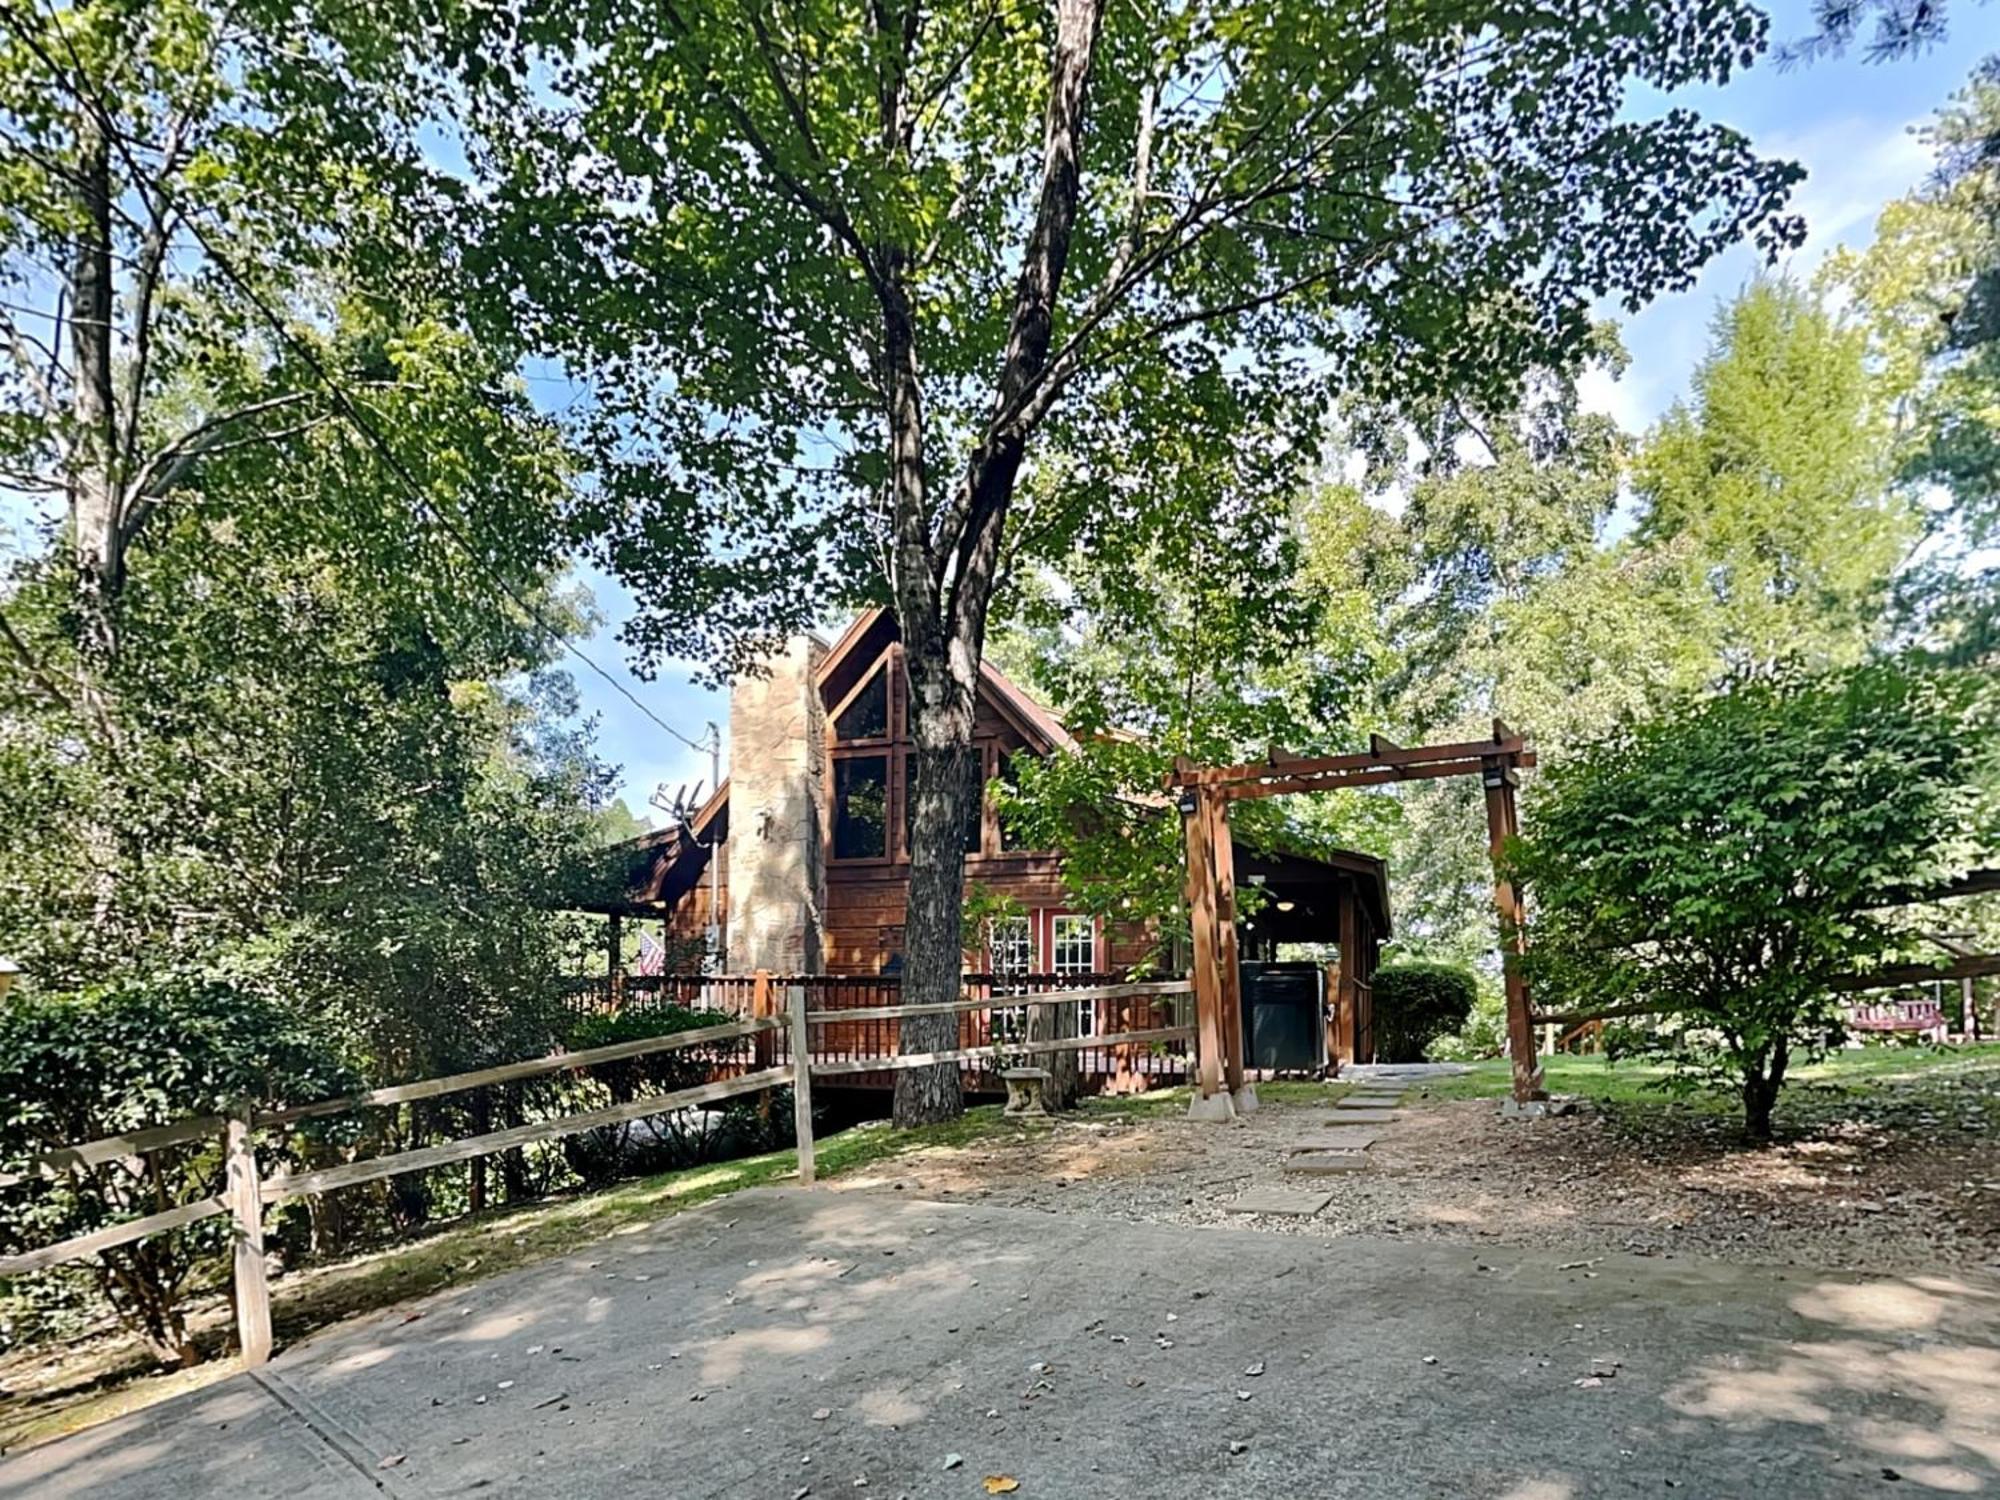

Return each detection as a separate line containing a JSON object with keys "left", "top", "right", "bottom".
{"left": 1417, "top": 1044, "right": 2000, "bottom": 1116}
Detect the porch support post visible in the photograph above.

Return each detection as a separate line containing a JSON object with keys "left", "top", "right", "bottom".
{"left": 1334, "top": 884, "right": 1360, "bottom": 1067}
{"left": 1180, "top": 780, "right": 1232, "bottom": 1119}
{"left": 1484, "top": 752, "right": 1542, "bottom": 1106}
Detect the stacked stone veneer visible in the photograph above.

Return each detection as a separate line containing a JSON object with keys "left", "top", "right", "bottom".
{"left": 726, "top": 633, "right": 827, "bottom": 974}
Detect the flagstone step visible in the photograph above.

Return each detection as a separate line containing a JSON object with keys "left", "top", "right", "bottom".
{"left": 1296, "top": 1125, "right": 1381, "bottom": 1151}
{"left": 1283, "top": 1150, "right": 1370, "bottom": 1175}
{"left": 1224, "top": 1186, "right": 1334, "bottom": 1217}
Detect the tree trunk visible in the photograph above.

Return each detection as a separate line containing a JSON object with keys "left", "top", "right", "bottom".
{"left": 892, "top": 705, "right": 976, "bottom": 1126}
{"left": 68, "top": 110, "right": 123, "bottom": 671}
{"left": 1026, "top": 991, "right": 1080, "bottom": 1110}
{"left": 1740, "top": 1036, "right": 1790, "bottom": 1143}
{"left": 881, "top": 0, "right": 1105, "bottom": 1126}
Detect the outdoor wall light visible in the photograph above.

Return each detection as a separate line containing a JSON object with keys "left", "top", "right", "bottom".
{"left": 1275, "top": 900, "right": 1296, "bottom": 913}
{"left": 1176, "top": 790, "right": 1199, "bottom": 817}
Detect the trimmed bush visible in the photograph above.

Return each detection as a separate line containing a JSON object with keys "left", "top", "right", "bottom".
{"left": 1372, "top": 962, "right": 1479, "bottom": 1063}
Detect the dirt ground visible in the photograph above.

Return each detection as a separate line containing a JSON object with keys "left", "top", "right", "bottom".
{"left": 828, "top": 1082, "right": 2000, "bottom": 1276}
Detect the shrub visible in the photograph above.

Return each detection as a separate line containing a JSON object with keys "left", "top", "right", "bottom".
{"left": 561, "top": 1005, "right": 768, "bottom": 1184}
{"left": 1372, "top": 962, "right": 1479, "bottom": 1063}
{"left": 0, "top": 971, "right": 354, "bottom": 1365}
{"left": 1515, "top": 662, "right": 1998, "bottom": 1140}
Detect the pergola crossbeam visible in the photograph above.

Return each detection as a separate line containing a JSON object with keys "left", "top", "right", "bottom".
{"left": 1173, "top": 727, "right": 1544, "bottom": 1111}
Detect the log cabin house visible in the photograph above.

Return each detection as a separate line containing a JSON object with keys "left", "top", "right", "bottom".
{"left": 595, "top": 608, "right": 1390, "bottom": 1068}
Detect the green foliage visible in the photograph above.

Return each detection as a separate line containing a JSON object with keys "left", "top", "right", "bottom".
{"left": 960, "top": 884, "right": 1025, "bottom": 967}
{"left": 1632, "top": 278, "right": 1910, "bottom": 671}
{"left": 1371, "top": 962, "right": 1480, "bottom": 1064}
{"left": 0, "top": 972, "right": 354, "bottom": 1362}
{"left": 561, "top": 1006, "right": 791, "bottom": 1186}
{"left": 1514, "top": 661, "right": 1999, "bottom": 1138}
{"left": 1835, "top": 61, "right": 2000, "bottom": 667}
{"left": 477, "top": 0, "right": 1805, "bottom": 673}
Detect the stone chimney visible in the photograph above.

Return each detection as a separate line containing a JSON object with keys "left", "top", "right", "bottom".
{"left": 726, "top": 633, "right": 827, "bottom": 974}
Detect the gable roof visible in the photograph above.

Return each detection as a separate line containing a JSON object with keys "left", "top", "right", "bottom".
{"left": 818, "top": 606, "right": 1073, "bottom": 756}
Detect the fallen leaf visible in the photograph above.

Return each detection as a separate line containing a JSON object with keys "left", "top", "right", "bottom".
{"left": 1243, "top": 1362, "right": 1265, "bottom": 1377}
{"left": 377, "top": 1454, "right": 406, "bottom": 1470}
{"left": 942, "top": 1454, "right": 964, "bottom": 1471}
{"left": 813, "top": 1408, "right": 832, "bottom": 1421}
{"left": 982, "top": 1479, "right": 1019, "bottom": 1495}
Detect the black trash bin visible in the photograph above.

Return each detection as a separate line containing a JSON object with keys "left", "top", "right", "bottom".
{"left": 1239, "top": 961, "right": 1327, "bottom": 1075}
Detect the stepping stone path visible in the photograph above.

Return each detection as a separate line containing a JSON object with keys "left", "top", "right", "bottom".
{"left": 1224, "top": 1186, "right": 1335, "bottom": 1217}
{"left": 1281, "top": 1151, "right": 1371, "bottom": 1175}
{"left": 1220, "top": 1081, "right": 1419, "bottom": 1211}
{"left": 1302, "top": 1125, "right": 1382, "bottom": 1150}
{"left": 1277, "top": 1083, "right": 1405, "bottom": 1183}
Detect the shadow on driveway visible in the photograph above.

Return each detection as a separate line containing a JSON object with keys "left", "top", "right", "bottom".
{"left": 4, "top": 1186, "right": 1996, "bottom": 1498}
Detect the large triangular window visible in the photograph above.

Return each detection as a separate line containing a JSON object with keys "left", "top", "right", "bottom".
{"left": 832, "top": 665, "right": 889, "bottom": 742}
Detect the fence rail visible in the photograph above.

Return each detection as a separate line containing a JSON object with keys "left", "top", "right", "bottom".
{"left": 0, "top": 974, "right": 1195, "bottom": 1368}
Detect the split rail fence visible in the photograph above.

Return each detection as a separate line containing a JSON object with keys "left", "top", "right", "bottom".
{"left": 0, "top": 977, "right": 1192, "bottom": 1369}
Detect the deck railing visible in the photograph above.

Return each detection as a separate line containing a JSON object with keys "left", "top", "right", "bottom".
{"left": 0, "top": 977, "right": 1193, "bottom": 1370}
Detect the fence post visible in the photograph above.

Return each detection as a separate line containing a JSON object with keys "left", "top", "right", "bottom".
{"left": 787, "top": 984, "right": 816, "bottom": 1185}
{"left": 224, "top": 1105, "right": 273, "bottom": 1367}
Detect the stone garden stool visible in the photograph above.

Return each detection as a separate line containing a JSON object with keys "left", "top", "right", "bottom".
{"left": 1002, "top": 1066, "right": 1052, "bottom": 1116}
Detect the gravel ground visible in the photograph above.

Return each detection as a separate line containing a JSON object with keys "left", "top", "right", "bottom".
{"left": 828, "top": 1082, "right": 2000, "bottom": 1276}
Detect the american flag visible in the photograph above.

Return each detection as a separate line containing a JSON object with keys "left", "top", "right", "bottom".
{"left": 636, "top": 931, "right": 667, "bottom": 976}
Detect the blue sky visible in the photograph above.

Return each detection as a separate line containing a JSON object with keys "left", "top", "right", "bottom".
{"left": 586, "top": 3, "right": 2000, "bottom": 820}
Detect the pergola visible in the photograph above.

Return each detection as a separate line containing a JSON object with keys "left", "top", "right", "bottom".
{"left": 1168, "top": 722, "right": 1543, "bottom": 1114}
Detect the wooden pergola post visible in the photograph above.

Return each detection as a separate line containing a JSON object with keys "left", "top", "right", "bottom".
{"left": 1167, "top": 721, "right": 1541, "bottom": 1118}
{"left": 1179, "top": 780, "right": 1235, "bottom": 1117}
{"left": 1206, "top": 792, "right": 1250, "bottom": 1106}
{"left": 1333, "top": 883, "right": 1361, "bottom": 1067}
{"left": 1483, "top": 747, "right": 1542, "bottom": 1106}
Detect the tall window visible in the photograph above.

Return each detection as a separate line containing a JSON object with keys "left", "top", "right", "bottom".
{"left": 988, "top": 914, "right": 1033, "bottom": 1041}
{"left": 996, "top": 752, "right": 1034, "bottom": 851}
{"left": 833, "top": 667, "right": 889, "bottom": 741}
{"left": 1050, "top": 913, "right": 1098, "bottom": 1034}
{"left": 833, "top": 755, "right": 889, "bottom": 859}
{"left": 989, "top": 915, "right": 1033, "bottom": 977}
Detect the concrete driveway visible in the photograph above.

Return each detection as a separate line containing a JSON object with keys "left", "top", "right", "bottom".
{"left": 5, "top": 1186, "right": 1997, "bottom": 1498}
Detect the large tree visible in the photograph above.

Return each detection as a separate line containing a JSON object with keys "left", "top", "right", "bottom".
{"left": 1632, "top": 277, "right": 1911, "bottom": 671}
{"left": 476, "top": 0, "right": 1803, "bottom": 1122}
{"left": 0, "top": 0, "right": 480, "bottom": 677}
{"left": 1836, "top": 61, "right": 2000, "bottom": 665}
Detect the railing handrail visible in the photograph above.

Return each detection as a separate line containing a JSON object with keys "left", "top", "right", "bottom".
{"left": 804, "top": 979, "right": 1190, "bottom": 1025}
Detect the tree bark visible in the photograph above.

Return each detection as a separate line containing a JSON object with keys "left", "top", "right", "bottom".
{"left": 887, "top": 0, "right": 1105, "bottom": 1126}
{"left": 1740, "top": 1035, "right": 1790, "bottom": 1143}
{"left": 68, "top": 109, "right": 122, "bottom": 671}
{"left": 892, "top": 714, "right": 977, "bottom": 1125}
{"left": 1026, "top": 991, "right": 1080, "bottom": 1110}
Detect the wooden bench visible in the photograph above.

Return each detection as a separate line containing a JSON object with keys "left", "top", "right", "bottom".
{"left": 1845, "top": 999, "right": 1949, "bottom": 1044}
